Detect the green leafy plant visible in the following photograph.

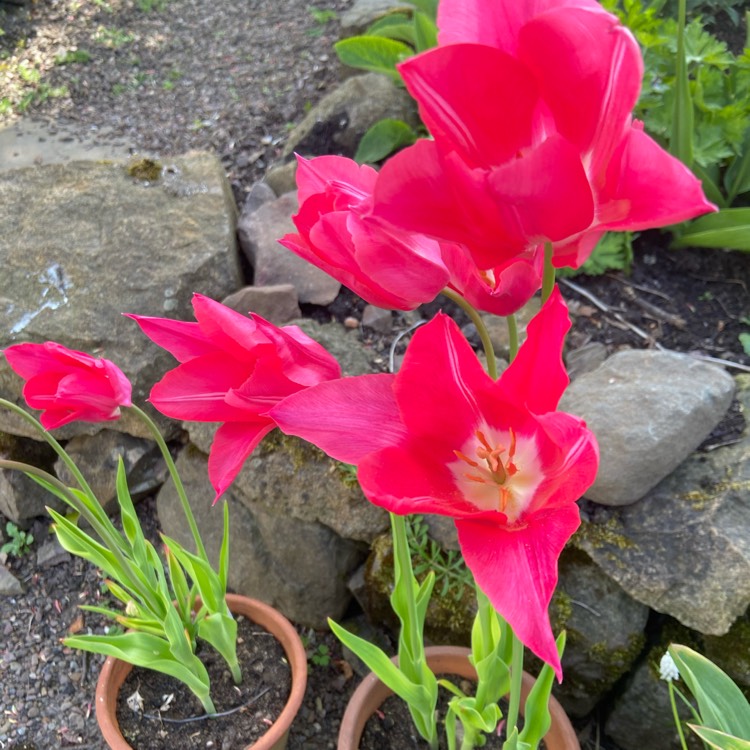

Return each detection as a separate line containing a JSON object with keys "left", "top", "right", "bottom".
{"left": 1, "top": 521, "right": 34, "bottom": 558}
{"left": 334, "top": 0, "right": 437, "bottom": 162}
{"left": 663, "top": 644, "right": 750, "bottom": 749}
{"left": 406, "top": 514, "right": 474, "bottom": 602}
{"left": 0, "top": 386, "right": 241, "bottom": 715}
{"left": 93, "top": 26, "right": 134, "bottom": 49}
{"left": 310, "top": 643, "right": 331, "bottom": 666}
{"left": 605, "top": 0, "right": 750, "bottom": 252}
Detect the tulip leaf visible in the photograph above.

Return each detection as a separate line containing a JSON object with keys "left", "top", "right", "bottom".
{"left": 63, "top": 631, "right": 213, "bottom": 712}
{"left": 724, "top": 128, "right": 750, "bottom": 204}
{"left": 334, "top": 37, "right": 413, "bottom": 82}
{"left": 328, "top": 618, "right": 432, "bottom": 709}
{"left": 688, "top": 725, "right": 750, "bottom": 750}
{"left": 518, "top": 632, "right": 566, "bottom": 749}
{"left": 671, "top": 208, "right": 750, "bottom": 250}
{"left": 161, "top": 533, "right": 223, "bottom": 612}
{"left": 218, "top": 501, "right": 230, "bottom": 593}
{"left": 355, "top": 118, "right": 418, "bottom": 164}
{"left": 669, "top": 645, "right": 750, "bottom": 740}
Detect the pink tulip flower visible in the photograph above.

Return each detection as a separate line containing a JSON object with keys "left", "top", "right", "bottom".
{"left": 373, "top": 1, "right": 715, "bottom": 269}
{"left": 271, "top": 288, "right": 599, "bottom": 678}
{"left": 128, "top": 294, "right": 341, "bottom": 500}
{"left": 280, "top": 155, "right": 451, "bottom": 310}
{"left": 3, "top": 342, "right": 132, "bottom": 430}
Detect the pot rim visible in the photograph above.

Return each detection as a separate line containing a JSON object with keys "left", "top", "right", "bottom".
{"left": 95, "top": 593, "right": 307, "bottom": 750}
{"left": 337, "top": 644, "right": 580, "bottom": 750}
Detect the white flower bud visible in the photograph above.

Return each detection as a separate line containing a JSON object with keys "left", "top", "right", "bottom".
{"left": 659, "top": 652, "right": 680, "bottom": 682}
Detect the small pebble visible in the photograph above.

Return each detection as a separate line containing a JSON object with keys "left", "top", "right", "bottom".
{"left": 343, "top": 316, "right": 359, "bottom": 329}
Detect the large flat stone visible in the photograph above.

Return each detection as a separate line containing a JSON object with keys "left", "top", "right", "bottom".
{"left": 0, "top": 153, "right": 241, "bottom": 440}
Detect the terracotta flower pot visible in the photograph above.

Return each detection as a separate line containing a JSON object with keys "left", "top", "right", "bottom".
{"left": 95, "top": 593, "right": 308, "bottom": 750}
{"left": 338, "top": 645, "right": 579, "bottom": 750}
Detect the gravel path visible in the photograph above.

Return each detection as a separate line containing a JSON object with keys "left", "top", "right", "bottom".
{"left": 0, "top": 0, "right": 351, "bottom": 195}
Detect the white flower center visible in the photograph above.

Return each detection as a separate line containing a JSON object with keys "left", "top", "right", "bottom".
{"left": 450, "top": 425, "right": 542, "bottom": 524}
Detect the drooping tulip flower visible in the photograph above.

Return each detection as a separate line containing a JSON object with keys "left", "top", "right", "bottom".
{"left": 271, "top": 288, "right": 599, "bottom": 678}
{"left": 3, "top": 342, "right": 132, "bottom": 430}
{"left": 127, "top": 294, "right": 341, "bottom": 500}
{"left": 280, "top": 154, "right": 451, "bottom": 310}
{"left": 373, "top": 1, "right": 715, "bottom": 269}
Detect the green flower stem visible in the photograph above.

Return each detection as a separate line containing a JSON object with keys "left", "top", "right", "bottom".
{"left": 541, "top": 242, "right": 556, "bottom": 304}
{"left": 129, "top": 405, "right": 208, "bottom": 562}
{"left": 505, "top": 632, "right": 525, "bottom": 741}
{"left": 441, "top": 288, "right": 497, "bottom": 380}
{"left": 506, "top": 314, "right": 519, "bottom": 363}
{"left": 668, "top": 681, "right": 689, "bottom": 750}
{"left": 391, "top": 512, "right": 422, "bottom": 667}
{"left": 0, "top": 398, "right": 97, "bottom": 502}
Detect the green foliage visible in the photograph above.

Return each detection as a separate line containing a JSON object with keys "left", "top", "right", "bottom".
{"left": 136, "top": 0, "right": 169, "bottom": 11}
{"left": 54, "top": 49, "right": 92, "bottom": 65}
{"left": 605, "top": 0, "right": 750, "bottom": 252}
{"left": 308, "top": 5, "right": 337, "bottom": 24}
{"left": 669, "top": 644, "right": 750, "bottom": 747}
{"left": 1, "top": 521, "right": 34, "bottom": 558}
{"left": 739, "top": 332, "right": 750, "bottom": 355}
{"left": 334, "top": 36, "right": 414, "bottom": 82}
{"left": 355, "top": 118, "right": 418, "bottom": 164}
{"left": 310, "top": 643, "right": 331, "bottom": 666}
{"left": 93, "top": 26, "right": 134, "bottom": 48}
{"left": 555, "top": 232, "right": 634, "bottom": 278}
{"left": 335, "top": 1, "right": 438, "bottom": 161}
{"left": 406, "top": 514, "right": 474, "bottom": 601}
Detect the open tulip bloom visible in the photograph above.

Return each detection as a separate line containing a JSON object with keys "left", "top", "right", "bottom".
{"left": 0, "top": 0, "right": 718, "bottom": 746}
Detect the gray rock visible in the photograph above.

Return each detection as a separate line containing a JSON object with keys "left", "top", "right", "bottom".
{"left": 361, "top": 305, "right": 392, "bottom": 333}
{"left": 341, "top": 0, "right": 414, "bottom": 34}
{"left": 0, "top": 565, "right": 23, "bottom": 596}
{"left": 292, "top": 318, "right": 375, "bottom": 378}
{"left": 282, "top": 73, "right": 420, "bottom": 160}
{"left": 0, "top": 154, "right": 242, "bottom": 441}
{"left": 576, "top": 375, "right": 750, "bottom": 634}
{"left": 565, "top": 342, "right": 608, "bottom": 381}
{"left": 606, "top": 654, "right": 699, "bottom": 750}
{"left": 222, "top": 285, "right": 301, "bottom": 325}
{"left": 0, "top": 435, "right": 63, "bottom": 523}
{"left": 561, "top": 350, "right": 735, "bottom": 506}
{"left": 264, "top": 161, "right": 298, "bottom": 197}
{"left": 470, "top": 297, "right": 541, "bottom": 361}
{"left": 238, "top": 191, "right": 340, "bottom": 305}
{"left": 36, "top": 538, "right": 71, "bottom": 568}
{"left": 242, "top": 180, "right": 276, "bottom": 214}
{"left": 54, "top": 430, "right": 168, "bottom": 514}
{"left": 156, "top": 445, "right": 379, "bottom": 628}
{"left": 551, "top": 549, "right": 649, "bottom": 717}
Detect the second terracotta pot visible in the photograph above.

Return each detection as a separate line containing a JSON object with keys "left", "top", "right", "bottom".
{"left": 338, "top": 645, "right": 579, "bottom": 750}
{"left": 95, "top": 593, "right": 307, "bottom": 750}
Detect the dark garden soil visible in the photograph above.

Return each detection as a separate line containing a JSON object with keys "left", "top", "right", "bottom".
{"left": 1, "top": 1, "right": 749, "bottom": 750}
{"left": 115, "top": 617, "right": 291, "bottom": 750}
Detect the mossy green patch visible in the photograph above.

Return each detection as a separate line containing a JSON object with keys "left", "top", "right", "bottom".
{"left": 126, "top": 157, "right": 162, "bottom": 182}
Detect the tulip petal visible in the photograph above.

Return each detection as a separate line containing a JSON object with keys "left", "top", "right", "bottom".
{"left": 398, "top": 44, "right": 538, "bottom": 166}
{"left": 358, "top": 444, "right": 478, "bottom": 517}
{"left": 394, "top": 313, "right": 490, "bottom": 443}
{"left": 125, "top": 315, "right": 217, "bottom": 363}
{"left": 499, "top": 287, "right": 570, "bottom": 413}
{"left": 455, "top": 504, "right": 581, "bottom": 680}
{"left": 437, "top": 0, "right": 603, "bottom": 53}
{"left": 149, "top": 354, "right": 257, "bottom": 422}
{"left": 208, "top": 421, "right": 276, "bottom": 502}
{"left": 271, "top": 374, "right": 406, "bottom": 464}
{"left": 599, "top": 124, "right": 717, "bottom": 229}
{"left": 518, "top": 7, "right": 642, "bottom": 161}
{"left": 294, "top": 154, "right": 377, "bottom": 207}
